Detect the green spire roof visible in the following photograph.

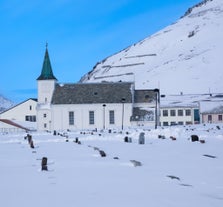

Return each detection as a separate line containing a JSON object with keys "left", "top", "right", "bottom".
{"left": 37, "top": 45, "right": 57, "bottom": 80}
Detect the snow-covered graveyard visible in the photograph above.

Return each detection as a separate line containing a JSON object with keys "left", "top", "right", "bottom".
{"left": 1, "top": 124, "right": 223, "bottom": 207}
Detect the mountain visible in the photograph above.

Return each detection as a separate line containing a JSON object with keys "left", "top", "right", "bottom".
{"left": 80, "top": 0, "right": 223, "bottom": 95}
{"left": 0, "top": 95, "right": 14, "bottom": 113}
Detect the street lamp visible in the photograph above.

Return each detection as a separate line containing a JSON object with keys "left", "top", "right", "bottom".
{"left": 154, "top": 89, "right": 160, "bottom": 129}
{"left": 121, "top": 98, "right": 126, "bottom": 130}
{"left": 102, "top": 104, "right": 106, "bottom": 130}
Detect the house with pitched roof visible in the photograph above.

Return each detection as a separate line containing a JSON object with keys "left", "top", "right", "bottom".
{"left": 36, "top": 46, "right": 160, "bottom": 131}
{"left": 0, "top": 98, "right": 37, "bottom": 122}
{"left": 200, "top": 101, "right": 223, "bottom": 123}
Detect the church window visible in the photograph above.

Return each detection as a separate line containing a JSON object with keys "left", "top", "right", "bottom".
{"left": 89, "top": 111, "right": 94, "bottom": 125}
{"left": 109, "top": 110, "right": 115, "bottom": 124}
{"left": 69, "top": 111, "right": 74, "bottom": 125}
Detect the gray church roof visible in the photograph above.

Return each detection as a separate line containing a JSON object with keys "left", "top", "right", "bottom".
{"left": 51, "top": 82, "right": 133, "bottom": 104}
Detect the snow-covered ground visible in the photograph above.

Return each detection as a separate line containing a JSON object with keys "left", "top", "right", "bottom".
{"left": 1, "top": 124, "right": 223, "bottom": 207}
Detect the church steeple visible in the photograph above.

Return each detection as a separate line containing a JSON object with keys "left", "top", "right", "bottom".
{"left": 37, "top": 44, "right": 57, "bottom": 80}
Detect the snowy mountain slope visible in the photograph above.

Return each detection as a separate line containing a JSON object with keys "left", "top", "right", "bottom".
{"left": 80, "top": 0, "right": 223, "bottom": 95}
{"left": 0, "top": 94, "right": 14, "bottom": 113}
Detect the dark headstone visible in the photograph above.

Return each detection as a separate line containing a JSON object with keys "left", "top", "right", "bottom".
{"left": 158, "top": 135, "right": 165, "bottom": 139}
{"left": 200, "top": 140, "right": 205, "bottom": 144}
{"left": 170, "top": 136, "right": 176, "bottom": 141}
{"left": 27, "top": 134, "right": 32, "bottom": 144}
{"left": 99, "top": 150, "right": 106, "bottom": 157}
{"left": 139, "top": 132, "right": 145, "bottom": 144}
{"left": 41, "top": 157, "right": 48, "bottom": 171}
{"left": 30, "top": 140, "right": 34, "bottom": 148}
{"left": 53, "top": 130, "right": 57, "bottom": 136}
{"left": 191, "top": 135, "right": 199, "bottom": 142}
{"left": 124, "top": 136, "right": 129, "bottom": 143}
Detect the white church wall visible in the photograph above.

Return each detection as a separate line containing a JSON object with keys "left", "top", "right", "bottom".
{"left": 51, "top": 103, "right": 132, "bottom": 131}
{"left": 37, "top": 107, "right": 52, "bottom": 131}
{"left": 37, "top": 80, "right": 56, "bottom": 104}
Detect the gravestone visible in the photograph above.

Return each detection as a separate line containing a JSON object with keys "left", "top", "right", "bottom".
{"left": 191, "top": 135, "right": 199, "bottom": 142}
{"left": 99, "top": 150, "right": 106, "bottom": 157}
{"left": 30, "top": 140, "right": 34, "bottom": 148}
{"left": 41, "top": 157, "right": 48, "bottom": 171}
{"left": 138, "top": 132, "right": 145, "bottom": 144}
{"left": 124, "top": 136, "right": 129, "bottom": 143}
{"left": 27, "top": 134, "right": 32, "bottom": 145}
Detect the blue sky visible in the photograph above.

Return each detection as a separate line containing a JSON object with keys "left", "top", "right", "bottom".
{"left": 0, "top": 0, "right": 201, "bottom": 103}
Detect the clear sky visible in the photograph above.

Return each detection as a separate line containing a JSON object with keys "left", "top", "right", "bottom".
{"left": 0, "top": 0, "right": 201, "bottom": 103}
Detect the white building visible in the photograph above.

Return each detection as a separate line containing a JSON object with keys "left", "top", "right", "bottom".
{"left": 0, "top": 98, "right": 37, "bottom": 122}
{"left": 160, "top": 105, "right": 199, "bottom": 126}
{"left": 159, "top": 94, "right": 200, "bottom": 126}
{"left": 37, "top": 46, "right": 160, "bottom": 131}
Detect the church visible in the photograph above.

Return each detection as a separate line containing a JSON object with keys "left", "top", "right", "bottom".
{"left": 36, "top": 46, "right": 160, "bottom": 131}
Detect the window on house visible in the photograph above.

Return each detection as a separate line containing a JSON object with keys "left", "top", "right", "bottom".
{"left": 163, "top": 122, "right": 168, "bottom": 126}
{"left": 178, "top": 110, "right": 183, "bottom": 116}
{"left": 208, "top": 115, "right": 212, "bottom": 122}
{"left": 185, "top": 109, "right": 191, "bottom": 116}
{"left": 43, "top": 113, "right": 47, "bottom": 118}
{"left": 45, "top": 98, "right": 47, "bottom": 103}
{"left": 218, "top": 115, "right": 222, "bottom": 121}
{"left": 25, "top": 115, "right": 36, "bottom": 122}
{"left": 163, "top": 110, "right": 168, "bottom": 117}
{"left": 69, "top": 111, "right": 74, "bottom": 125}
{"left": 109, "top": 110, "right": 115, "bottom": 124}
{"left": 178, "top": 121, "right": 184, "bottom": 125}
{"left": 29, "top": 105, "right": 32, "bottom": 110}
{"left": 170, "top": 122, "right": 177, "bottom": 126}
{"left": 44, "top": 123, "right": 47, "bottom": 128}
{"left": 170, "top": 110, "right": 176, "bottom": 116}
{"left": 89, "top": 111, "right": 94, "bottom": 125}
